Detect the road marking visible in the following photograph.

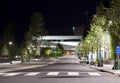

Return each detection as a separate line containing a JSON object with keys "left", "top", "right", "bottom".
{"left": 0, "top": 72, "right": 102, "bottom": 77}
{"left": 68, "top": 72, "right": 79, "bottom": 76}
{"left": 3, "top": 73, "right": 20, "bottom": 76}
{"left": 0, "top": 73, "right": 5, "bottom": 75}
{"left": 25, "top": 72, "right": 40, "bottom": 76}
{"left": 88, "top": 72, "right": 101, "bottom": 76}
{"left": 46, "top": 72, "right": 59, "bottom": 76}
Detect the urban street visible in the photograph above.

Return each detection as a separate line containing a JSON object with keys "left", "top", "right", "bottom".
{"left": 0, "top": 55, "right": 120, "bottom": 83}
{"left": 0, "top": 0, "right": 120, "bottom": 83}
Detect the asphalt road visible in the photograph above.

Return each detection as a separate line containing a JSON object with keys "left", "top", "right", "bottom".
{"left": 0, "top": 55, "right": 120, "bottom": 83}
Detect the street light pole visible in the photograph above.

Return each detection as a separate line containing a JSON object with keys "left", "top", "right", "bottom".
{"left": 28, "top": 47, "right": 31, "bottom": 62}
{"left": 8, "top": 41, "right": 13, "bottom": 64}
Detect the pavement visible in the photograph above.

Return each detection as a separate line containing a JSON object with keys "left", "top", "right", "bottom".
{"left": 0, "top": 56, "right": 120, "bottom": 77}
{"left": 84, "top": 63, "right": 120, "bottom": 77}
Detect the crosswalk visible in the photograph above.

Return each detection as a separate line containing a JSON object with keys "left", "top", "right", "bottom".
{"left": 0, "top": 72, "right": 102, "bottom": 77}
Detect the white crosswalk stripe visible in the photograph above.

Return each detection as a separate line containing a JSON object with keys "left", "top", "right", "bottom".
{"left": 68, "top": 72, "right": 79, "bottom": 76}
{"left": 3, "top": 73, "right": 20, "bottom": 76}
{"left": 25, "top": 72, "right": 40, "bottom": 76}
{"left": 46, "top": 72, "right": 59, "bottom": 76}
{"left": 0, "top": 72, "right": 102, "bottom": 77}
{"left": 0, "top": 73, "right": 5, "bottom": 75}
{"left": 88, "top": 72, "right": 101, "bottom": 76}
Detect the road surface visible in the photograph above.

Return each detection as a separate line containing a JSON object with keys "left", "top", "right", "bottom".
{"left": 0, "top": 55, "right": 120, "bottom": 83}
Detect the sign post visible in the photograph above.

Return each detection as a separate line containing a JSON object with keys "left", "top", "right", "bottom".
{"left": 116, "top": 46, "right": 120, "bottom": 70}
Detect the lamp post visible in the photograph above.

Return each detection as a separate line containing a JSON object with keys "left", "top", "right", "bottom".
{"left": 8, "top": 41, "right": 13, "bottom": 64}
{"left": 28, "top": 47, "right": 31, "bottom": 62}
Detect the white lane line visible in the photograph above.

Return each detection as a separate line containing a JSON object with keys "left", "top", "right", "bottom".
{"left": 68, "top": 72, "right": 79, "bottom": 76}
{"left": 3, "top": 73, "right": 20, "bottom": 76}
{"left": 46, "top": 72, "right": 59, "bottom": 76}
{"left": 0, "top": 73, "right": 5, "bottom": 75}
{"left": 25, "top": 72, "right": 40, "bottom": 76}
{"left": 88, "top": 72, "right": 101, "bottom": 76}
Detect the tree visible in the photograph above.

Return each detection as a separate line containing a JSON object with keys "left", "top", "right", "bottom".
{"left": 57, "top": 43, "right": 64, "bottom": 53}
{"left": 80, "top": 15, "right": 105, "bottom": 65}
{"left": 104, "top": 0, "right": 120, "bottom": 60}
{"left": 106, "top": 0, "right": 120, "bottom": 39}
{"left": 2, "top": 21, "right": 16, "bottom": 64}
{"left": 3, "top": 21, "right": 16, "bottom": 43}
{"left": 0, "top": 39, "right": 4, "bottom": 56}
{"left": 27, "top": 12, "right": 48, "bottom": 40}
{"left": 79, "top": 0, "right": 120, "bottom": 67}
{"left": 24, "top": 12, "right": 48, "bottom": 60}
{"left": 76, "top": 43, "right": 83, "bottom": 56}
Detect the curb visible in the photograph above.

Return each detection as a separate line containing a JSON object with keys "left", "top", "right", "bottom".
{"left": 99, "top": 69, "right": 120, "bottom": 77}
{"left": 89, "top": 66, "right": 120, "bottom": 77}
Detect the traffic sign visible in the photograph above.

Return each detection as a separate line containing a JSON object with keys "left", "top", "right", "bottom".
{"left": 116, "top": 46, "right": 120, "bottom": 55}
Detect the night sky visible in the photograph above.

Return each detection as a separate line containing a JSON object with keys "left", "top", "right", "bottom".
{"left": 0, "top": 0, "right": 109, "bottom": 41}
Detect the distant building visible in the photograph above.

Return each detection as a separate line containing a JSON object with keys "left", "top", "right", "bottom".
{"left": 37, "top": 36, "right": 83, "bottom": 56}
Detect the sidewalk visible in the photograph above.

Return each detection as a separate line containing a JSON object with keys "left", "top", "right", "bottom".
{"left": 89, "top": 64, "right": 120, "bottom": 76}
{"left": 0, "top": 58, "right": 58, "bottom": 73}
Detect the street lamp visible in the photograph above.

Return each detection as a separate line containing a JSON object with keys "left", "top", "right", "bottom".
{"left": 9, "top": 41, "right": 13, "bottom": 45}
{"left": 8, "top": 41, "right": 13, "bottom": 64}
{"left": 28, "top": 47, "right": 31, "bottom": 62}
